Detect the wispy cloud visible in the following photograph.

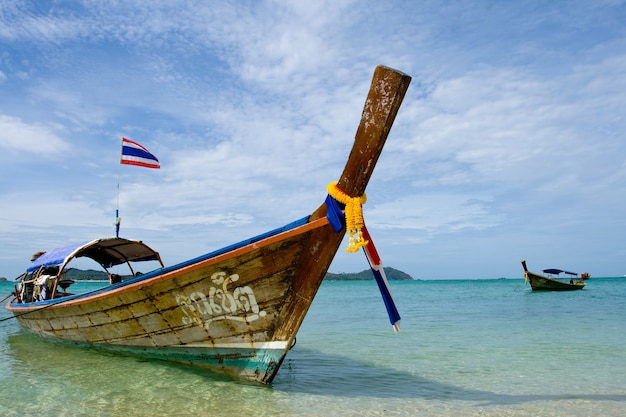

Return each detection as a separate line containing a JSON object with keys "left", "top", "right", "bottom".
{"left": 0, "top": 115, "right": 70, "bottom": 154}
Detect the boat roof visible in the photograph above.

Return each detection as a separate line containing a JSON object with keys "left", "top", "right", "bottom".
{"left": 543, "top": 268, "right": 577, "bottom": 276}
{"left": 27, "top": 237, "right": 162, "bottom": 272}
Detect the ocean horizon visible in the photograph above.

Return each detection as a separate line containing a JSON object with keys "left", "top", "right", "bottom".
{"left": 1, "top": 278, "right": 625, "bottom": 416}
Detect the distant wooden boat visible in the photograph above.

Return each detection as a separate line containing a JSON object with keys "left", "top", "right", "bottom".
{"left": 521, "top": 259, "right": 587, "bottom": 291}
{"left": 5, "top": 66, "right": 411, "bottom": 384}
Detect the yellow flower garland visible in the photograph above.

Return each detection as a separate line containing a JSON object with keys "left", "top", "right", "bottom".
{"left": 327, "top": 181, "right": 368, "bottom": 252}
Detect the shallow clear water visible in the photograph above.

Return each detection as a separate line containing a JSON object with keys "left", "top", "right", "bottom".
{"left": 1, "top": 278, "right": 625, "bottom": 416}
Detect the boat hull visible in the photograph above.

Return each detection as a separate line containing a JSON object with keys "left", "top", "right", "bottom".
{"left": 8, "top": 217, "right": 337, "bottom": 383}
{"left": 41, "top": 336, "right": 290, "bottom": 381}
{"left": 525, "top": 271, "right": 586, "bottom": 291}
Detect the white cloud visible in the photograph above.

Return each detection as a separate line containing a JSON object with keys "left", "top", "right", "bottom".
{"left": 0, "top": 115, "right": 70, "bottom": 154}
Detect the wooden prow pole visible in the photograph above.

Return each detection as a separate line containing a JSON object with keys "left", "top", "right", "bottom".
{"left": 311, "top": 66, "right": 411, "bottom": 220}
{"left": 337, "top": 65, "right": 412, "bottom": 198}
{"left": 521, "top": 259, "right": 528, "bottom": 272}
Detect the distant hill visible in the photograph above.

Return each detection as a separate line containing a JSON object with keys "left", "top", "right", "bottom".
{"left": 24, "top": 267, "right": 415, "bottom": 282}
{"left": 325, "top": 267, "right": 414, "bottom": 281}
{"left": 64, "top": 268, "right": 112, "bottom": 281}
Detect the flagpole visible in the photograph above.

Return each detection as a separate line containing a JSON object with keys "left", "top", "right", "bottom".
{"left": 117, "top": 137, "right": 160, "bottom": 238}
{"left": 116, "top": 138, "right": 122, "bottom": 238}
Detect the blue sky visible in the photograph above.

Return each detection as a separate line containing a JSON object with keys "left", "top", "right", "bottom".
{"left": 1, "top": 0, "right": 625, "bottom": 280}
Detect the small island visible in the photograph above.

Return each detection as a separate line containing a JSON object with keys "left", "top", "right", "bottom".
{"left": 324, "top": 267, "right": 414, "bottom": 281}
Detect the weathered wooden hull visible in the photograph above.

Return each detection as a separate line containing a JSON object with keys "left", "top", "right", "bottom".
{"left": 6, "top": 66, "right": 412, "bottom": 383}
{"left": 9, "top": 217, "right": 339, "bottom": 382}
{"left": 525, "top": 271, "right": 585, "bottom": 291}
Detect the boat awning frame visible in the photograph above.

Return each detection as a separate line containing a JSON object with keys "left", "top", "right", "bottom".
{"left": 543, "top": 268, "right": 577, "bottom": 276}
{"left": 26, "top": 237, "right": 163, "bottom": 273}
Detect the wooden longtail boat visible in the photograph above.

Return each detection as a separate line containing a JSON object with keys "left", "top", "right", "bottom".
{"left": 521, "top": 259, "right": 588, "bottom": 291}
{"left": 5, "top": 66, "right": 411, "bottom": 384}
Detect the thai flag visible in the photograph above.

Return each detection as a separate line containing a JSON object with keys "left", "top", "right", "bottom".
{"left": 362, "top": 225, "right": 401, "bottom": 332}
{"left": 120, "top": 137, "right": 160, "bottom": 169}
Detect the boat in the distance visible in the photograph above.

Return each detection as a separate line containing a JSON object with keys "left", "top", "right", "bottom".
{"left": 5, "top": 65, "right": 411, "bottom": 384}
{"left": 521, "top": 259, "right": 588, "bottom": 291}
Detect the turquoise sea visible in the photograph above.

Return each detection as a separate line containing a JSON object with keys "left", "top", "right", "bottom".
{"left": 1, "top": 278, "right": 625, "bottom": 416}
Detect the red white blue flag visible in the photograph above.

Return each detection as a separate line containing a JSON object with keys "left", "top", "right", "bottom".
{"left": 362, "top": 224, "right": 401, "bottom": 332}
{"left": 120, "top": 137, "right": 160, "bottom": 169}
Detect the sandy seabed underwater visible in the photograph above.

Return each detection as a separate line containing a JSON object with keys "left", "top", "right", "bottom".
{"left": 1, "top": 278, "right": 625, "bottom": 416}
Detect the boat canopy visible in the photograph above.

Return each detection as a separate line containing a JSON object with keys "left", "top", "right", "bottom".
{"left": 27, "top": 237, "right": 163, "bottom": 273}
{"left": 543, "top": 268, "right": 577, "bottom": 276}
